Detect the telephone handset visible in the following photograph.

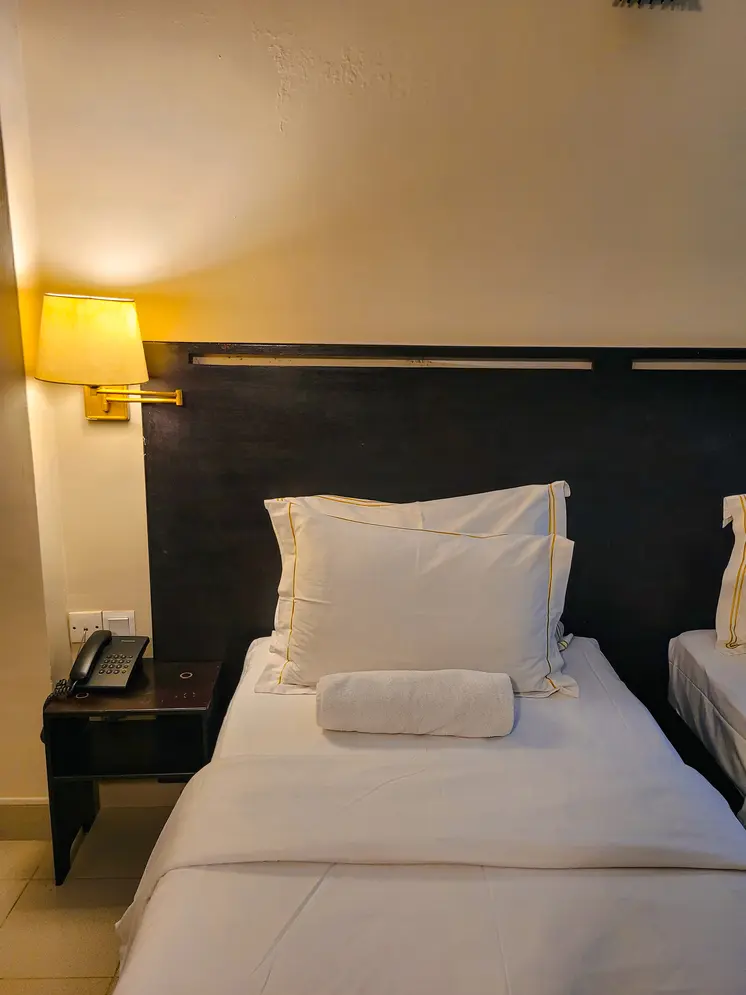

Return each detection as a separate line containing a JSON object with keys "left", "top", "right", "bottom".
{"left": 55, "top": 629, "right": 149, "bottom": 697}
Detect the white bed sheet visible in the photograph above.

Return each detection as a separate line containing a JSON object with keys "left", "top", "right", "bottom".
{"left": 115, "top": 637, "right": 746, "bottom": 995}
{"left": 669, "top": 629, "right": 746, "bottom": 823}
{"left": 216, "top": 635, "right": 670, "bottom": 760}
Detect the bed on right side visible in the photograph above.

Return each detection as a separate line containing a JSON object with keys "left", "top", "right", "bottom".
{"left": 669, "top": 629, "right": 746, "bottom": 825}
{"left": 668, "top": 493, "right": 746, "bottom": 826}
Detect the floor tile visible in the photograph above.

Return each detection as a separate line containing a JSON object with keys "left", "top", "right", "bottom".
{"left": 0, "top": 882, "right": 25, "bottom": 926}
{"left": 0, "top": 879, "right": 136, "bottom": 978}
{"left": 0, "top": 981, "right": 110, "bottom": 994}
{"left": 0, "top": 843, "right": 47, "bottom": 880}
{"left": 35, "top": 808, "right": 170, "bottom": 881}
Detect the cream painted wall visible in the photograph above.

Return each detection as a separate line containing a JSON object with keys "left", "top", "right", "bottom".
{"left": 48, "top": 386, "right": 152, "bottom": 671}
{"left": 3, "top": 0, "right": 746, "bottom": 803}
{"left": 16, "top": 0, "right": 746, "bottom": 346}
{"left": 0, "top": 121, "right": 49, "bottom": 800}
{"left": 0, "top": 273, "right": 49, "bottom": 800}
{"left": 1, "top": 2, "right": 152, "bottom": 806}
{"left": 0, "top": 1, "right": 70, "bottom": 808}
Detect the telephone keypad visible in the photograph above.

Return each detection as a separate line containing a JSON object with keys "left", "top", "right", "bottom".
{"left": 83, "top": 635, "right": 149, "bottom": 690}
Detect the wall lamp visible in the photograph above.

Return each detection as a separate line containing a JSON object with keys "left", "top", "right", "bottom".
{"left": 35, "top": 294, "right": 183, "bottom": 421}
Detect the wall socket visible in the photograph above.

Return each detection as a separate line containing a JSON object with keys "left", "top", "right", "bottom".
{"left": 68, "top": 609, "right": 136, "bottom": 642}
{"left": 68, "top": 611, "right": 103, "bottom": 643}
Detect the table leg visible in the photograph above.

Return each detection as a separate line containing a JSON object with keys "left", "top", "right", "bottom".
{"left": 47, "top": 780, "right": 99, "bottom": 885}
{"left": 80, "top": 780, "right": 100, "bottom": 832}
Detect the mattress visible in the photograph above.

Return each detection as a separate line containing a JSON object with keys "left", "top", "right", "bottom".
{"left": 115, "top": 637, "right": 746, "bottom": 995}
{"left": 669, "top": 629, "right": 746, "bottom": 822}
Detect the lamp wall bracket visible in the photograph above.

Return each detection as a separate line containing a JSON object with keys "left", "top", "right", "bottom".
{"left": 83, "top": 386, "right": 183, "bottom": 421}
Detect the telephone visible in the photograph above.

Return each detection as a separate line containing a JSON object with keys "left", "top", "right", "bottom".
{"left": 58, "top": 629, "right": 150, "bottom": 696}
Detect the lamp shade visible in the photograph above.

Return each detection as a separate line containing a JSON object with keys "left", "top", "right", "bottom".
{"left": 35, "top": 294, "right": 148, "bottom": 386}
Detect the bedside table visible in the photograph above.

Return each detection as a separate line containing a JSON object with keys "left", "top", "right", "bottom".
{"left": 42, "top": 659, "right": 222, "bottom": 884}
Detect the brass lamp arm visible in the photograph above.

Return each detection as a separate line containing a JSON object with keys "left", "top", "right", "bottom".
{"left": 84, "top": 386, "right": 183, "bottom": 420}
{"left": 96, "top": 387, "right": 183, "bottom": 403}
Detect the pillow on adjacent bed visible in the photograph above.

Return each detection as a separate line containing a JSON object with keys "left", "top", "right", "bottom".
{"left": 716, "top": 494, "right": 746, "bottom": 653}
{"left": 257, "top": 503, "right": 577, "bottom": 697}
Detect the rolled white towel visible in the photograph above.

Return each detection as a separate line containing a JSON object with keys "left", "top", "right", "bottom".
{"left": 316, "top": 669, "right": 515, "bottom": 738}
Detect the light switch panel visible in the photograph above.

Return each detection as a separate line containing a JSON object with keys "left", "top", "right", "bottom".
{"left": 102, "top": 609, "right": 136, "bottom": 636}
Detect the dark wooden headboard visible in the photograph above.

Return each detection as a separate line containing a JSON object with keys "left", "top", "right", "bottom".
{"left": 141, "top": 343, "right": 746, "bottom": 718}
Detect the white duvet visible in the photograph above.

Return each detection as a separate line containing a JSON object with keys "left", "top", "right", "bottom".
{"left": 116, "top": 639, "right": 746, "bottom": 995}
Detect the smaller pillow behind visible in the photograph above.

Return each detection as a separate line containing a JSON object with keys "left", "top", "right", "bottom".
{"left": 259, "top": 504, "right": 576, "bottom": 697}
{"left": 716, "top": 494, "right": 746, "bottom": 653}
{"left": 265, "top": 482, "right": 571, "bottom": 658}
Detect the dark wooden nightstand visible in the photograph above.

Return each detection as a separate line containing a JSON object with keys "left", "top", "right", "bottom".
{"left": 42, "top": 659, "right": 222, "bottom": 884}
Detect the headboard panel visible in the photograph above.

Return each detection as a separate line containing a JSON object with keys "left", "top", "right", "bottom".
{"left": 142, "top": 343, "right": 746, "bottom": 709}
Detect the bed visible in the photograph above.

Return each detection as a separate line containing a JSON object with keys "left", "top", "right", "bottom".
{"left": 114, "top": 635, "right": 746, "bottom": 995}
{"left": 669, "top": 629, "right": 746, "bottom": 825}
{"left": 123, "top": 345, "right": 746, "bottom": 994}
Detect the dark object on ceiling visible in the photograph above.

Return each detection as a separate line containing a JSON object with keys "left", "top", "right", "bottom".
{"left": 613, "top": 0, "right": 701, "bottom": 9}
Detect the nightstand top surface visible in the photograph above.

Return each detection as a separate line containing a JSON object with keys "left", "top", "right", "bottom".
{"left": 43, "top": 659, "right": 222, "bottom": 717}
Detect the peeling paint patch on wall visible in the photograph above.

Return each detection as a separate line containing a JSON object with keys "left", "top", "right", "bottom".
{"left": 252, "top": 26, "right": 407, "bottom": 130}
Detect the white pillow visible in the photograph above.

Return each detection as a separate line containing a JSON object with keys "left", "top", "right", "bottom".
{"left": 264, "top": 482, "right": 571, "bottom": 661}
{"left": 258, "top": 505, "right": 577, "bottom": 697}
{"left": 266, "top": 482, "right": 570, "bottom": 553}
{"left": 716, "top": 494, "right": 746, "bottom": 653}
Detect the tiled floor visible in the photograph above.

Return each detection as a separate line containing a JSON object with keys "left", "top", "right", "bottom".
{"left": 0, "top": 808, "right": 172, "bottom": 995}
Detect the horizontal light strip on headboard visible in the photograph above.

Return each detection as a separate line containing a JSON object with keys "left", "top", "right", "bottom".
{"left": 193, "top": 355, "right": 593, "bottom": 370}
{"left": 633, "top": 360, "right": 746, "bottom": 371}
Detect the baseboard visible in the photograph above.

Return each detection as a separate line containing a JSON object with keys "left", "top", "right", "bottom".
{"left": 0, "top": 799, "right": 51, "bottom": 840}
{"left": 0, "top": 781, "right": 183, "bottom": 840}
